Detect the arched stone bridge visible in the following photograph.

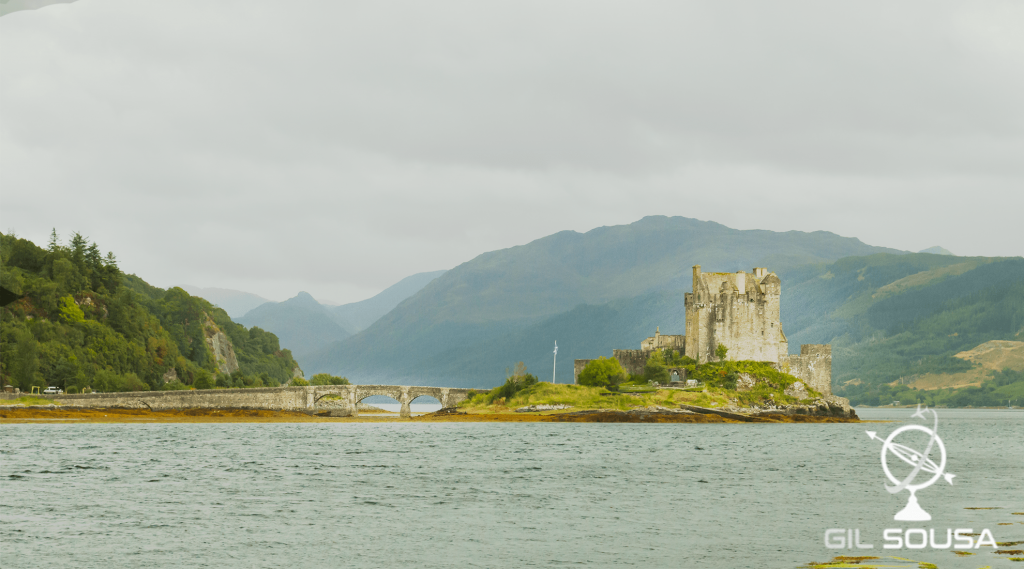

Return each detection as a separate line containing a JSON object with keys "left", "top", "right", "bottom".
{"left": 311, "top": 385, "right": 472, "bottom": 417}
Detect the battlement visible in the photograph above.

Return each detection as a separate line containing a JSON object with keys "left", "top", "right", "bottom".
{"left": 800, "top": 344, "right": 831, "bottom": 357}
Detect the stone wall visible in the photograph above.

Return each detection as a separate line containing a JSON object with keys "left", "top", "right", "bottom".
{"left": 611, "top": 349, "right": 649, "bottom": 377}
{"left": 779, "top": 344, "right": 832, "bottom": 396}
{"left": 49, "top": 387, "right": 312, "bottom": 411}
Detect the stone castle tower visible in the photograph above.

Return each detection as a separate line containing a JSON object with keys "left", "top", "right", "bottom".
{"left": 575, "top": 264, "right": 833, "bottom": 395}
{"left": 684, "top": 265, "right": 787, "bottom": 364}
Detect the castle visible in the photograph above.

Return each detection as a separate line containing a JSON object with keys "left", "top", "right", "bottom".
{"left": 574, "top": 265, "right": 832, "bottom": 395}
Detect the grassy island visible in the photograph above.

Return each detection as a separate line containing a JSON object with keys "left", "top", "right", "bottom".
{"left": 443, "top": 358, "right": 856, "bottom": 423}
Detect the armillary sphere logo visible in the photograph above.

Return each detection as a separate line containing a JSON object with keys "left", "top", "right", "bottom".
{"left": 865, "top": 405, "right": 956, "bottom": 521}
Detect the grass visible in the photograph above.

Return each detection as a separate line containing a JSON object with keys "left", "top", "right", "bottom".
{"left": 460, "top": 382, "right": 745, "bottom": 413}
{"left": 0, "top": 396, "right": 59, "bottom": 406}
{"left": 459, "top": 359, "right": 838, "bottom": 414}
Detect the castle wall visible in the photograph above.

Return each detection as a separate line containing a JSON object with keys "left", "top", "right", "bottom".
{"left": 685, "top": 265, "right": 785, "bottom": 364}
{"left": 611, "top": 349, "right": 649, "bottom": 377}
{"left": 779, "top": 344, "right": 832, "bottom": 396}
{"left": 640, "top": 330, "right": 685, "bottom": 351}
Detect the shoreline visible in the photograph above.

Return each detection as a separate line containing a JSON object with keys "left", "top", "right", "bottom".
{"left": 0, "top": 406, "right": 862, "bottom": 424}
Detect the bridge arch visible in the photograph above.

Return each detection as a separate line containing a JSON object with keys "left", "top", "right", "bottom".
{"left": 310, "top": 385, "right": 472, "bottom": 417}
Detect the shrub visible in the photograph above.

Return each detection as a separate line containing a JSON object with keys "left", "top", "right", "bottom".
{"left": 578, "top": 357, "right": 626, "bottom": 387}
{"left": 215, "top": 373, "right": 231, "bottom": 388}
{"left": 715, "top": 344, "right": 729, "bottom": 362}
{"left": 488, "top": 373, "right": 538, "bottom": 403}
{"left": 291, "top": 377, "right": 309, "bottom": 386}
{"left": 309, "top": 373, "right": 350, "bottom": 386}
{"left": 643, "top": 352, "right": 671, "bottom": 385}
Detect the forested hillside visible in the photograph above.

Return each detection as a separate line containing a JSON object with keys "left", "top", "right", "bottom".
{"left": 0, "top": 231, "right": 300, "bottom": 392}
{"left": 780, "top": 254, "right": 1024, "bottom": 406}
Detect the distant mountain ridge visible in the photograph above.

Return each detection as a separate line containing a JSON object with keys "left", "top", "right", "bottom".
{"left": 232, "top": 270, "right": 447, "bottom": 360}
{"left": 330, "top": 270, "right": 447, "bottom": 333}
{"left": 919, "top": 246, "right": 954, "bottom": 255}
{"left": 237, "top": 292, "right": 351, "bottom": 360}
{"left": 304, "top": 216, "right": 904, "bottom": 386}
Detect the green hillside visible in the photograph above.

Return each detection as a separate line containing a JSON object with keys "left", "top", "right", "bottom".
{"left": 373, "top": 254, "right": 1024, "bottom": 398}
{"left": 780, "top": 254, "right": 1024, "bottom": 405}
{"left": 305, "top": 216, "right": 898, "bottom": 384}
{"left": 0, "top": 231, "right": 299, "bottom": 392}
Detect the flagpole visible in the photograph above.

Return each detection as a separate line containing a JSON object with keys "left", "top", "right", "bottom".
{"left": 552, "top": 341, "right": 557, "bottom": 384}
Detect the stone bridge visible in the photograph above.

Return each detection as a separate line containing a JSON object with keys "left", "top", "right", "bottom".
{"left": 18, "top": 385, "right": 473, "bottom": 417}
{"left": 313, "top": 385, "right": 472, "bottom": 417}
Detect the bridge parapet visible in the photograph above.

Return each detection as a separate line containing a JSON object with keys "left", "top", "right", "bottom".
{"left": 311, "top": 385, "right": 473, "bottom": 417}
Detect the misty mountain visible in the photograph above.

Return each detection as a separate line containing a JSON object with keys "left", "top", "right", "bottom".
{"left": 237, "top": 292, "right": 352, "bottom": 360}
{"left": 179, "top": 285, "right": 273, "bottom": 319}
{"left": 304, "top": 216, "right": 901, "bottom": 386}
{"left": 918, "top": 246, "right": 954, "bottom": 255}
{"left": 330, "top": 270, "right": 447, "bottom": 332}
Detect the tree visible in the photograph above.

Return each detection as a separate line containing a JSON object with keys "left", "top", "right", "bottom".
{"left": 291, "top": 377, "right": 310, "bottom": 386}
{"left": 52, "top": 258, "right": 87, "bottom": 294}
{"left": 215, "top": 373, "right": 232, "bottom": 388}
{"left": 716, "top": 344, "right": 729, "bottom": 362}
{"left": 11, "top": 329, "right": 43, "bottom": 391}
{"left": 193, "top": 369, "right": 214, "bottom": 390}
{"left": 577, "top": 357, "right": 626, "bottom": 387}
{"left": 643, "top": 351, "right": 671, "bottom": 384}
{"left": 58, "top": 295, "right": 86, "bottom": 323}
{"left": 69, "top": 232, "right": 88, "bottom": 269}
{"left": 47, "top": 228, "right": 60, "bottom": 253}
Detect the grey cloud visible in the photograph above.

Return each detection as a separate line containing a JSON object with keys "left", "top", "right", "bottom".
{"left": 1, "top": 0, "right": 1021, "bottom": 301}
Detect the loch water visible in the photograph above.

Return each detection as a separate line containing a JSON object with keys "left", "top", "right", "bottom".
{"left": 1, "top": 408, "right": 1021, "bottom": 568}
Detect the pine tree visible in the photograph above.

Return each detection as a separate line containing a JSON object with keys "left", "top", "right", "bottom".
{"left": 86, "top": 243, "right": 103, "bottom": 271}
{"left": 70, "top": 232, "right": 88, "bottom": 269}
{"left": 47, "top": 228, "right": 60, "bottom": 253}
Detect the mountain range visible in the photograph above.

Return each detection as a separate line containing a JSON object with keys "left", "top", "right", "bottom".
{"left": 230, "top": 271, "right": 447, "bottom": 360}
{"left": 302, "top": 216, "right": 908, "bottom": 386}
{"left": 179, "top": 216, "right": 1021, "bottom": 404}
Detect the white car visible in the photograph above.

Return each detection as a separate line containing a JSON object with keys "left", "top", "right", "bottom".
{"left": 42, "top": 387, "right": 63, "bottom": 395}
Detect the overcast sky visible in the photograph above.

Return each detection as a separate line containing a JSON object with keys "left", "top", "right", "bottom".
{"left": 2, "top": 1, "right": 1022, "bottom": 304}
